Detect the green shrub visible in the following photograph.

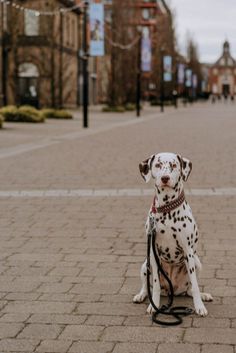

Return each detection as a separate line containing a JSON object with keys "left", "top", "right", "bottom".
{"left": 125, "top": 103, "right": 136, "bottom": 111}
{"left": 0, "top": 114, "right": 4, "bottom": 129}
{"left": 17, "top": 106, "right": 45, "bottom": 123}
{"left": 41, "top": 108, "right": 73, "bottom": 120}
{"left": 0, "top": 105, "right": 18, "bottom": 121}
{"left": 102, "top": 105, "right": 125, "bottom": 113}
{"left": 0, "top": 105, "right": 44, "bottom": 123}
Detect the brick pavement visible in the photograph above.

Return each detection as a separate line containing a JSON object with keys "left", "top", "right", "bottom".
{"left": 0, "top": 102, "right": 235, "bottom": 352}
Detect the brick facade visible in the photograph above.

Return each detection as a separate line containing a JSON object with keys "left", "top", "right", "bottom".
{"left": 0, "top": 0, "right": 81, "bottom": 108}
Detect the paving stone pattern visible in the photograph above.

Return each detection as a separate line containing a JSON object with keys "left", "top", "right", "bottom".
{"left": 0, "top": 103, "right": 235, "bottom": 352}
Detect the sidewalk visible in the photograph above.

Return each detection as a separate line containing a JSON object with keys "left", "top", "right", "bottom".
{"left": 0, "top": 102, "right": 235, "bottom": 353}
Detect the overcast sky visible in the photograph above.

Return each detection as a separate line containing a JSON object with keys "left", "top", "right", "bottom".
{"left": 166, "top": 0, "right": 236, "bottom": 63}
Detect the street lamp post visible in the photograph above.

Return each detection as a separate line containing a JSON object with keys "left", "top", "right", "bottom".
{"left": 136, "top": 33, "right": 142, "bottom": 117}
{"left": 82, "top": 0, "right": 89, "bottom": 128}
{"left": 160, "top": 47, "right": 164, "bottom": 113}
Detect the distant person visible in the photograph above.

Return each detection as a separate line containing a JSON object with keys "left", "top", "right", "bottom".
{"left": 231, "top": 95, "right": 235, "bottom": 102}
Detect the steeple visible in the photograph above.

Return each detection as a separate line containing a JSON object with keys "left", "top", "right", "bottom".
{"left": 223, "top": 40, "right": 230, "bottom": 54}
{"left": 215, "top": 40, "right": 235, "bottom": 67}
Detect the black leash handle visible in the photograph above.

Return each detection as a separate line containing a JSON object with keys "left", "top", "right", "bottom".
{"left": 146, "top": 217, "right": 194, "bottom": 326}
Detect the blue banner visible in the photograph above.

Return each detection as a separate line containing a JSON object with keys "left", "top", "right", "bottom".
{"left": 185, "top": 69, "right": 192, "bottom": 87}
{"left": 90, "top": 4, "right": 104, "bottom": 57}
{"left": 177, "top": 63, "right": 185, "bottom": 84}
{"left": 141, "top": 37, "right": 151, "bottom": 72}
{"left": 163, "top": 56, "right": 172, "bottom": 82}
{"left": 192, "top": 74, "right": 198, "bottom": 88}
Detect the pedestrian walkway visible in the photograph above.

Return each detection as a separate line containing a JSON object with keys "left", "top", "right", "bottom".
{"left": 0, "top": 102, "right": 235, "bottom": 353}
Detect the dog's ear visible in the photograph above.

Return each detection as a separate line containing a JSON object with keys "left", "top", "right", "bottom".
{"left": 139, "top": 155, "right": 155, "bottom": 183}
{"left": 177, "top": 155, "right": 192, "bottom": 182}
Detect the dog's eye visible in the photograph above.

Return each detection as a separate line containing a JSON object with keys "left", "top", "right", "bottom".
{"left": 155, "top": 163, "right": 161, "bottom": 168}
{"left": 173, "top": 163, "right": 177, "bottom": 169}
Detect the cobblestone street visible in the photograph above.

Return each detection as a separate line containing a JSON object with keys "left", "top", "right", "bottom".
{"left": 0, "top": 102, "right": 235, "bottom": 353}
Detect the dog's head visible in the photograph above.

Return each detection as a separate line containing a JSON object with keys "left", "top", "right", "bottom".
{"left": 139, "top": 152, "right": 192, "bottom": 188}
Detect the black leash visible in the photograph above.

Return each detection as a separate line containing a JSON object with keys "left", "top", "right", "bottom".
{"left": 146, "top": 216, "right": 194, "bottom": 326}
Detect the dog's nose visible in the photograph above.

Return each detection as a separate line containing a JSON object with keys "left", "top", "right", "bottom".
{"left": 161, "top": 176, "right": 170, "bottom": 184}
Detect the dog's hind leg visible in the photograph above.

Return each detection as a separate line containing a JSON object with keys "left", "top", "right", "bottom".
{"left": 133, "top": 260, "right": 148, "bottom": 303}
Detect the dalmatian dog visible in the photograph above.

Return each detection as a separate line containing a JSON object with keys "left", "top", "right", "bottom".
{"left": 133, "top": 152, "right": 213, "bottom": 316}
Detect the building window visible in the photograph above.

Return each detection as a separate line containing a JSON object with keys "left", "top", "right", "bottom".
{"left": 72, "top": 18, "right": 76, "bottom": 47}
{"left": 18, "top": 63, "right": 39, "bottom": 107}
{"left": 227, "top": 58, "right": 233, "bottom": 66}
{"left": 220, "top": 58, "right": 226, "bottom": 66}
{"left": 66, "top": 16, "right": 70, "bottom": 46}
{"left": 142, "top": 9, "right": 150, "bottom": 20}
{"left": 105, "top": 9, "right": 112, "bottom": 23}
{"left": 3, "top": 3, "right": 8, "bottom": 31}
{"left": 24, "top": 10, "right": 39, "bottom": 36}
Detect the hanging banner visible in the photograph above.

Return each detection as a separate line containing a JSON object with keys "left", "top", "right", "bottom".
{"left": 163, "top": 55, "right": 172, "bottom": 82}
{"left": 177, "top": 63, "right": 185, "bottom": 84}
{"left": 192, "top": 74, "right": 198, "bottom": 88}
{"left": 141, "top": 37, "right": 152, "bottom": 72}
{"left": 185, "top": 69, "right": 192, "bottom": 87}
{"left": 90, "top": 4, "right": 104, "bottom": 57}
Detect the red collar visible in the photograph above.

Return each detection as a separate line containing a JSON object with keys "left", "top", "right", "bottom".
{"left": 151, "top": 190, "right": 185, "bottom": 214}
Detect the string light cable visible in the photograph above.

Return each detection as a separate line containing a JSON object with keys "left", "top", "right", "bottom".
{"left": 0, "top": 0, "right": 142, "bottom": 50}
{"left": 0, "top": 0, "right": 83, "bottom": 16}
{"left": 104, "top": 32, "right": 140, "bottom": 50}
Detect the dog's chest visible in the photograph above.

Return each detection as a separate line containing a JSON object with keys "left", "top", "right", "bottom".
{"left": 155, "top": 225, "right": 184, "bottom": 263}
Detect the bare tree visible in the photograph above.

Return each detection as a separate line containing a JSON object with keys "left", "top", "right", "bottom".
{"left": 107, "top": 0, "right": 139, "bottom": 107}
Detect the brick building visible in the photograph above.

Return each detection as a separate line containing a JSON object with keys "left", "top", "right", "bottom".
{"left": 209, "top": 41, "right": 236, "bottom": 97}
{"left": 0, "top": 0, "right": 81, "bottom": 108}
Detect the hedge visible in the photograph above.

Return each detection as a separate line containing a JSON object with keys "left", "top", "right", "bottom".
{"left": 41, "top": 108, "right": 73, "bottom": 120}
{"left": 0, "top": 105, "right": 74, "bottom": 123}
{"left": 0, "top": 105, "right": 44, "bottom": 123}
{"left": 0, "top": 114, "right": 4, "bottom": 129}
{"left": 102, "top": 105, "right": 126, "bottom": 113}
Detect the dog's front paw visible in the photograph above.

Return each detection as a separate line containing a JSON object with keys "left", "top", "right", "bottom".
{"left": 194, "top": 301, "right": 208, "bottom": 316}
{"left": 147, "top": 302, "right": 160, "bottom": 314}
{"left": 147, "top": 303, "right": 156, "bottom": 314}
{"left": 133, "top": 292, "right": 147, "bottom": 303}
{"left": 201, "top": 292, "right": 213, "bottom": 302}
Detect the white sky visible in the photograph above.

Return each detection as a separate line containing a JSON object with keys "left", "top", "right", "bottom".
{"left": 166, "top": 0, "right": 236, "bottom": 63}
